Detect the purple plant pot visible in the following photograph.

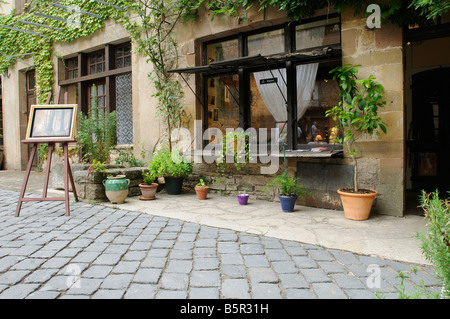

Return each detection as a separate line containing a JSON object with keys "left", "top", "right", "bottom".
{"left": 237, "top": 193, "right": 249, "bottom": 205}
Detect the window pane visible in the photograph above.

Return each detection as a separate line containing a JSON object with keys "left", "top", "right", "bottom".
{"left": 297, "top": 63, "right": 340, "bottom": 145}
{"left": 206, "top": 39, "right": 239, "bottom": 65}
{"left": 124, "top": 56, "right": 131, "bottom": 67}
{"left": 296, "top": 18, "right": 340, "bottom": 51}
{"left": 117, "top": 59, "right": 123, "bottom": 68}
{"left": 248, "top": 29, "right": 285, "bottom": 56}
{"left": 116, "top": 73, "right": 133, "bottom": 145}
{"left": 250, "top": 70, "right": 285, "bottom": 146}
{"left": 207, "top": 74, "right": 240, "bottom": 143}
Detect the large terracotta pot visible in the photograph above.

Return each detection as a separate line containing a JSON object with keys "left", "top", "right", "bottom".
{"left": 337, "top": 188, "right": 378, "bottom": 221}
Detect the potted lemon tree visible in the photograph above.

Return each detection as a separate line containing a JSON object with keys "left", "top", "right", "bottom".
{"left": 325, "top": 64, "right": 387, "bottom": 220}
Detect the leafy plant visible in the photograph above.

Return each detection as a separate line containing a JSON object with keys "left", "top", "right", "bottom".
{"left": 325, "top": 64, "right": 387, "bottom": 192}
{"left": 264, "top": 174, "right": 310, "bottom": 197}
{"left": 195, "top": 179, "right": 209, "bottom": 188}
{"left": 148, "top": 147, "right": 193, "bottom": 179}
{"left": 114, "top": 148, "right": 145, "bottom": 167}
{"left": 86, "top": 160, "right": 106, "bottom": 178}
{"left": 142, "top": 171, "right": 158, "bottom": 185}
{"left": 417, "top": 190, "right": 450, "bottom": 299}
{"left": 76, "top": 85, "right": 116, "bottom": 164}
{"left": 216, "top": 130, "right": 253, "bottom": 182}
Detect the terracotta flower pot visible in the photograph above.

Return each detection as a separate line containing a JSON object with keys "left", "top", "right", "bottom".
{"left": 139, "top": 183, "right": 158, "bottom": 200}
{"left": 337, "top": 188, "right": 378, "bottom": 221}
{"left": 195, "top": 186, "right": 209, "bottom": 200}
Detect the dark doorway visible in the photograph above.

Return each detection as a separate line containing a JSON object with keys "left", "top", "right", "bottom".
{"left": 408, "top": 67, "right": 450, "bottom": 194}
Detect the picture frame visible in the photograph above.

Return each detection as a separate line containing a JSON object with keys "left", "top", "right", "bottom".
{"left": 25, "top": 104, "right": 78, "bottom": 141}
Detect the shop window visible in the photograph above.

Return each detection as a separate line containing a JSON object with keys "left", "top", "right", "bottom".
{"left": 296, "top": 17, "right": 340, "bottom": 51}
{"left": 248, "top": 28, "right": 285, "bottom": 56}
{"left": 207, "top": 74, "right": 240, "bottom": 144}
{"left": 206, "top": 39, "right": 239, "bottom": 64}
{"left": 194, "top": 15, "right": 342, "bottom": 151}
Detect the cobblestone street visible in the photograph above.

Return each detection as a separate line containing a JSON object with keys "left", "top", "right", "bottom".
{"left": 0, "top": 189, "right": 441, "bottom": 299}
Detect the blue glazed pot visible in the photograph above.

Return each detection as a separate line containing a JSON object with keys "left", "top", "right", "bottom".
{"left": 279, "top": 195, "right": 298, "bottom": 212}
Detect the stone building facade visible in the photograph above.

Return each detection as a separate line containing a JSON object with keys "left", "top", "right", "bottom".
{"left": 1, "top": 2, "right": 449, "bottom": 217}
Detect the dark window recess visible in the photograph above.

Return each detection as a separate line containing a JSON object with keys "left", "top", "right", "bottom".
{"left": 65, "top": 58, "right": 79, "bottom": 80}
{"left": 88, "top": 51, "right": 106, "bottom": 75}
{"left": 116, "top": 44, "right": 132, "bottom": 68}
{"left": 89, "top": 82, "right": 107, "bottom": 111}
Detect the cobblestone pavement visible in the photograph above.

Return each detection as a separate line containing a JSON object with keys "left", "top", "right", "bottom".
{"left": 0, "top": 190, "right": 442, "bottom": 299}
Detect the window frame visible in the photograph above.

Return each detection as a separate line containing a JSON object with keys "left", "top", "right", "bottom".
{"left": 200, "top": 14, "right": 342, "bottom": 151}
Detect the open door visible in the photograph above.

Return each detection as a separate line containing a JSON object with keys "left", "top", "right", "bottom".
{"left": 409, "top": 67, "right": 450, "bottom": 193}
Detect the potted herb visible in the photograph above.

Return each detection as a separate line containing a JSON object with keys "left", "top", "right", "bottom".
{"left": 325, "top": 64, "right": 387, "bottom": 220}
{"left": 148, "top": 147, "right": 193, "bottom": 195}
{"left": 237, "top": 187, "right": 250, "bottom": 205}
{"left": 265, "top": 174, "right": 309, "bottom": 213}
{"left": 195, "top": 179, "right": 210, "bottom": 200}
{"left": 139, "top": 171, "right": 158, "bottom": 200}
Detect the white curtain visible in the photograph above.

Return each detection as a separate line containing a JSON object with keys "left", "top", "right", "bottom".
{"left": 254, "top": 63, "right": 319, "bottom": 122}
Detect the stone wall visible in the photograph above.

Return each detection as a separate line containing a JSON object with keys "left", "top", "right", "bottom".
{"left": 340, "top": 8, "right": 405, "bottom": 216}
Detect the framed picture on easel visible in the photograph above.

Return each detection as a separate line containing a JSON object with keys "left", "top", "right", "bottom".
{"left": 25, "top": 104, "right": 78, "bottom": 141}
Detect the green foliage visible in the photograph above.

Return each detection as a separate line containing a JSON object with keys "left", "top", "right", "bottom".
{"left": 76, "top": 85, "right": 116, "bottom": 164}
{"left": 142, "top": 171, "right": 158, "bottom": 185}
{"left": 114, "top": 148, "right": 145, "bottom": 167}
{"left": 37, "top": 143, "right": 49, "bottom": 171}
{"left": 417, "top": 190, "right": 450, "bottom": 299}
{"left": 264, "top": 174, "right": 310, "bottom": 197}
{"left": 325, "top": 64, "right": 387, "bottom": 191}
{"left": 195, "top": 178, "right": 208, "bottom": 188}
{"left": 148, "top": 147, "right": 193, "bottom": 179}
{"left": 409, "top": 0, "right": 450, "bottom": 20}
{"left": 216, "top": 130, "right": 253, "bottom": 182}
{"left": 393, "top": 268, "right": 440, "bottom": 299}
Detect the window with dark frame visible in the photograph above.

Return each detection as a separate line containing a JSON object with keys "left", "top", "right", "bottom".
{"left": 65, "top": 57, "right": 79, "bottom": 80}
{"left": 201, "top": 15, "right": 342, "bottom": 151}
{"left": 116, "top": 44, "right": 132, "bottom": 68}
{"left": 59, "top": 42, "right": 133, "bottom": 146}
{"left": 88, "top": 50, "right": 106, "bottom": 75}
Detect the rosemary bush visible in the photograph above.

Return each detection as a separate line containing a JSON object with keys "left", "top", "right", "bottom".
{"left": 417, "top": 190, "right": 450, "bottom": 299}
{"left": 76, "top": 85, "right": 116, "bottom": 164}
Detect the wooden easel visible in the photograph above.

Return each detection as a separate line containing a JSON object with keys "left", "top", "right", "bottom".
{"left": 15, "top": 88, "right": 78, "bottom": 217}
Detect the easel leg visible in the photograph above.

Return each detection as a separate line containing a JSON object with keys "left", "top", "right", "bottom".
{"left": 42, "top": 143, "right": 55, "bottom": 199}
{"left": 67, "top": 161, "right": 78, "bottom": 202}
{"left": 63, "top": 143, "right": 71, "bottom": 216}
{"left": 15, "top": 144, "right": 37, "bottom": 217}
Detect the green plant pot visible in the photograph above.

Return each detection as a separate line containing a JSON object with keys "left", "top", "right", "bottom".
{"left": 103, "top": 175, "right": 130, "bottom": 204}
{"left": 164, "top": 177, "right": 184, "bottom": 195}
